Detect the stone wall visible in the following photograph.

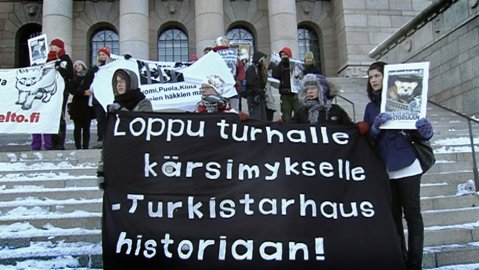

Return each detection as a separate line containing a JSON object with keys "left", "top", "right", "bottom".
{"left": 372, "top": 1, "right": 479, "bottom": 116}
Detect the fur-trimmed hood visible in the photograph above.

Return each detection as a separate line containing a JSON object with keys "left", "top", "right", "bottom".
{"left": 298, "top": 73, "right": 339, "bottom": 103}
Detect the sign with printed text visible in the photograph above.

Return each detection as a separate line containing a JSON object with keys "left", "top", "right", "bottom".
{"left": 381, "top": 62, "right": 430, "bottom": 129}
{"left": 0, "top": 61, "right": 64, "bottom": 134}
{"left": 101, "top": 112, "right": 406, "bottom": 270}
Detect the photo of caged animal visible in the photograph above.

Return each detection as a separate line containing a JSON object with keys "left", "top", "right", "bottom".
{"left": 387, "top": 79, "right": 422, "bottom": 112}
{"left": 15, "top": 65, "right": 57, "bottom": 110}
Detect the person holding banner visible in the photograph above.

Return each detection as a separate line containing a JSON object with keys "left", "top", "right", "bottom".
{"left": 97, "top": 68, "right": 152, "bottom": 188}
{"left": 245, "top": 51, "right": 268, "bottom": 121}
{"left": 31, "top": 38, "right": 73, "bottom": 151}
{"left": 272, "top": 47, "right": 302, "bottom": 123}
{"left": 293, "top": 73, "right": 353, "bottom": 125}
{"left": 49, "top": 38, "right": 73, "bottom": 150}
{"left": 84, "top": 47, "right": 112, "bottom": 149}
{"left": 195, "top": 74, "right": 233, "bottom": 113}
{"left": 363, "top": 61, "right": 433, "bottom": 270}
{"left": 68, "top": 60, "right": 95, "bottom": 149}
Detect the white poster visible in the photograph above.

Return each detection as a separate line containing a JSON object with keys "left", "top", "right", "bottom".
{"left": 0, "top": 61, "right": 64, "bottom": 134}
{"left": 28, "top": 34, "right": 48, "bottom": 66}
{"left": 91, "top": 52, "right": 235, "bottom": 112}
{"left": 381, "top": 62, "right": 430, "bottom": 129}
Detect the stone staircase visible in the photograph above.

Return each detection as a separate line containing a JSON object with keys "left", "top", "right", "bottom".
{"left": 0, "top": 78, "right": 478, "bottom": 269}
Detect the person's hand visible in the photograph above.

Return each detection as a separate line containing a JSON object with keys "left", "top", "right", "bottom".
{"left": 84, "top": 89, "right": 92, "bottom": 96}
{"left": 371, "top": 113, "right": 390, "bottom": 136}
{"left": 238, "top": 112, "right": 249, "bottom": 121}
{"left": 107, "top": 103, "right": 122, "bottom": 113}
{"left": 416, "top": 118, "right": 433, "bottom": 139}
{"left": 91, "top": 66, "right": 99, "bottom": 73}
{"left": 280, "top": 57, "right": 289, "bottom": 66}
{"left": 356, "top": 121, "right": 369, "bottom": 135}
{"left": 97, "top": 172, "right": 105, "bottom": 190}
{"left": 124, "top": 53, "right": 132, "bottom": 60}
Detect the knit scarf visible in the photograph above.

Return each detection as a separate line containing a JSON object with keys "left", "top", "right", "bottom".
{"left": 47, "top": 49, "right": 65, "bottom": 61}
{"left": 114, "top": 89, "right": 146, "bottom": 111}
{"left": 304, "top": 98, "right": 332, "bottom": 125}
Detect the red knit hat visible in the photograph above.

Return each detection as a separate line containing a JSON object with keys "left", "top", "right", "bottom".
{"left": 279, "top": 47, "right": 292, "bottom": 58}
{"left": 50, "top": 39, "right": 64, "bottom": 49}
{"left": 98, "top": 47, "right": 111, "bottom": 57}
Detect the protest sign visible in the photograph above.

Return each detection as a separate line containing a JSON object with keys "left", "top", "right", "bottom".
{"left": 381, "top": 62, "right": 430, "bottom": 129}
{"left": 101, "top": 112, "right": 405, "bottom": 270}
{"left": 28, "top": 34, "right": 48, "bottom": 66}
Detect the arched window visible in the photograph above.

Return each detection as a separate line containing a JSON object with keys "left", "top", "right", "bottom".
{"left": 298, "top": 27, "right": 321, "bottom": 73}
{"left": 227, "top": 26, "right": 254, "bottom": 63}
{"left": 90, "top": 28, "right": 119, "bottom": 65}
{"left": 16, "top": 23, "right": 42, "bottom": 67}
{"left": 158, "top": 28, "right": 188, "bottom": 62}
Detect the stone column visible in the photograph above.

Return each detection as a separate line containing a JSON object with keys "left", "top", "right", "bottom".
{"left": 267, "top": 0, "right": 299, "bottom": 58}
{"left": 42, "top": 0, "right": 73, "bottom": 53}
{"left": 119, "top": 0, "right": 149, "bottom": 59}
{"left": 195, "top": 0, "right": 224, "bottom": 56}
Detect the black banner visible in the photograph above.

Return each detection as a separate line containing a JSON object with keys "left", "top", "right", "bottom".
{"left": 102, "top": 112, "right": 405, "bottom": 270}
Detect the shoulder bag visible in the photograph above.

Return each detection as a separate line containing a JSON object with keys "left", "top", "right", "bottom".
{"left": 410, "top": 138, "right": 436, "bottom": 173}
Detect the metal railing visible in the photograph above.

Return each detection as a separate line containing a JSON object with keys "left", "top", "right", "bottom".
{"left": 428, "top": 100, "right": 479, "bottom": 189}
{"left": 334, "top": 95, "right": 356, "bottom": 122}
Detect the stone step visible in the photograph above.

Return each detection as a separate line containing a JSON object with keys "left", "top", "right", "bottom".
{"left": 422, "top": 206, "right": 479, "bottom": 227}
{"left": 421, "top": 194, "right": 479, "bottom": 211}
{"left": 423, "top": 242, "right": 479, "bottom": 268}
{"left": 0, "top": 176, "right": 98, "bottom": 189}
{"left": 420, "top": 182, "right": 456, "bottom": 197}
{"left": 0, "top": 242, "right": 103, "bottom": 268}
{"left": 0, "top": 198, "right": 102, "bottom": 213}
{"left": 0, "top": 212, "right": 102, "bottom": 229}
{"left": 0, "top": 187, "right": 102, "bottom": 201}
{"left": 421, "top": 171, "right": 475, "bottom": 185}
{"left": 0, "top": 223, "right": 101, "bottom": 248}
{"left": 423, "top": 225, "right": 479, "bottom": 247}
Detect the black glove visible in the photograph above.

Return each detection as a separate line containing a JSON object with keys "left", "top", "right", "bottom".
{"left": 203, "top": 94, "right": 227, "bottom": 106}
{"left": 124, "top": 53, "right": 132, "bottom": 60}
{"left": 107, "top": 103, "right": 122, "bottom": 113}
{"left": 97, "top": 172, "right": 105, "bottom": 190}
{"left": 280, "top": 57, "right": 290, "bottom": 66}
{"left": 91, "top": 66, "right": 99, "bottom": 73}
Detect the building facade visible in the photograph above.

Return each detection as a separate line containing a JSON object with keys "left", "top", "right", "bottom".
{"left": 0, "top": 0, "right": 431, "bottom": 77}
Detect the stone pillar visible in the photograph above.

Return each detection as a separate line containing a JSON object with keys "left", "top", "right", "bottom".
{"left": 268, "top": 0, "right": 299, "bottom": 58}
{"left": 195, "top": 0, "right": 224, "bottom": 56}
{"left": 119, "top": 0, "right": 149, "bottom": 59}
{"left": 42, "top": 0, "right": 73, "bottom": 53}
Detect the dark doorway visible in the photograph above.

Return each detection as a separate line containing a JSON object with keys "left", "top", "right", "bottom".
{"left": 16, "top": 23, "right": 42, "bottom": 68}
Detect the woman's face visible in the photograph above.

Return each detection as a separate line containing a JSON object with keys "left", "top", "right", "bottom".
{"left": 368, "top": 69, "right": 383, "bottom": 92}
{"left": 75, "top": 64, "right": 84, "bottom": 73}
{"left": 115, "top": 75, "right": 127, "bottom": 95}
{"left": 305, "top": 85, "right": 320, "bottom": 100}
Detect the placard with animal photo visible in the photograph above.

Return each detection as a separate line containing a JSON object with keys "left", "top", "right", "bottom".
{"left": 380, "top": 62, "right": 430, "bottom": 129}
{"left": 27, "top": 34, "right": 48, "bottom": 66}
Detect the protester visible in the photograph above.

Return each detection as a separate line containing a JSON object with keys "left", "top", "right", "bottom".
{"left": 245, "top": 51, "right": 268, "bottom": 121}
{"left": 272, "top": 47, "right": 302, "bottom": 123}
{"left": 363, "top": 61, "right": 433, "bottom": 270}
{"left": 293, "top": 73, "right": 353, "bottom": 125}
{"left": 195, "top": 74, "right": 233, "bottom": 113}
{"left": 50, "top": 38, "right": 74, "bottom": 150}
{"left": 83, "top": 47, "right": 112, "bottom": 149}
{"left": 97, "top": 68, "right": 152, "bottom": 189}
{"left": 31, "top": 38, "right": 73, "bottom": 151}
{"left": 212, "top": 36, "right": 245, "bottom": 112}
{"left": 68, "top": 60, "right": 95, "bottom": 149}
{"left": 303, "top": 51, "right": 320, "bottom": 75}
